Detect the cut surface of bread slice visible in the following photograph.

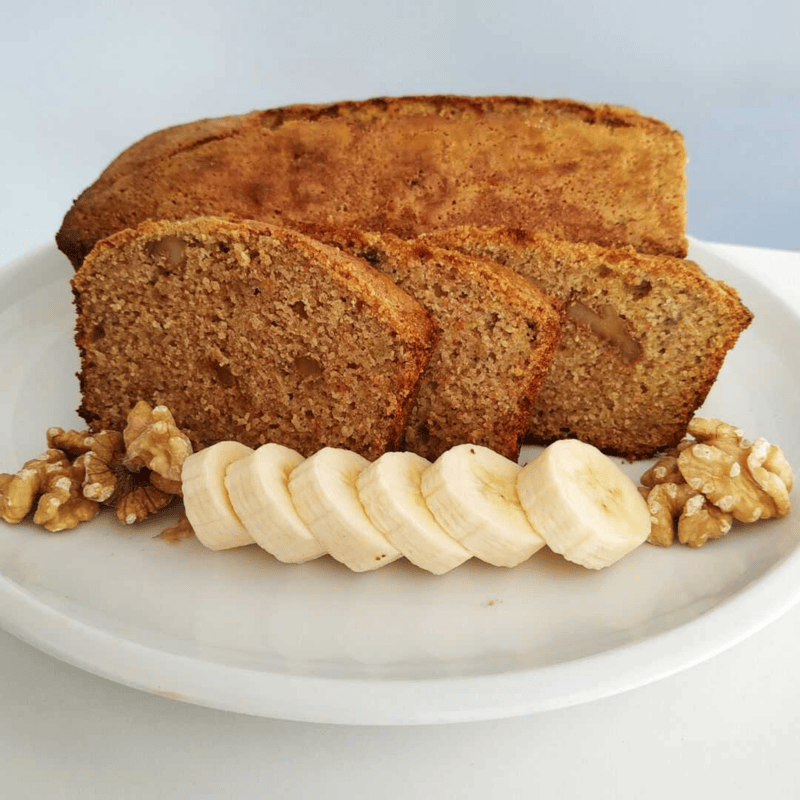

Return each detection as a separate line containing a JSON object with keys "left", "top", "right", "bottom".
{"left": 298, "top": 224, "right": 564, "bottom": 460}
{"left": 56, "top": 95, "right": 687, "bottom": 268}
{"left": 421, "top": 226, "right": 753, "bottom": 459}
{"left": 72, "top": 217, "right": 437, "bottom": 459}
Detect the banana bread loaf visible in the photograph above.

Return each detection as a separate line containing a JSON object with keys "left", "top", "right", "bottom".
{"left": 56, "top": 95, "right": 687, "bottom": 267}
{"left": 72, "top": 217, "right": 438, "bottom": 459}
{"left": 421, "top": 226, "right": 753, "bottom": 458}
{"left": 297, "top": 224, "right": 564, "bottom": 460}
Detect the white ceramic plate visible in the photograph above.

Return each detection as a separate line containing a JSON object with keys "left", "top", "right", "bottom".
{"left": 0, "top": 240, "right": 798, "bottom": 725}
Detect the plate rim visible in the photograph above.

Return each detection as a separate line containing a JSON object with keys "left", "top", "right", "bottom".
{"left": 3, "top": 540, "right": 800, "bottom": 725}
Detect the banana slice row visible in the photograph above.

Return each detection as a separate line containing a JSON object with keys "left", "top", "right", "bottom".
{"left": 182, "top": 439, "right": 650, "bottom": 573}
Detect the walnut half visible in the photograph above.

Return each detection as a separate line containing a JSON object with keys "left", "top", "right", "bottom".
{"left": 123, "top": 400, "right": 193, "bottom": 482}
{"left": 678, "top": 419, "right": 793, "bottom": 523}
{"left": 640, "top": 417, "right": 794, "bottom": 548}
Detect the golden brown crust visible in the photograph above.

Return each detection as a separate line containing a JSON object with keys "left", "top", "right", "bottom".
{"left": 72, "top": 217, "right": 438, "bottom": 459}
{"left": 56, "top": 95, "right": 687, "bottom": 267}
{"left": 420, "top": 225, "right": 753, "bottom": 459}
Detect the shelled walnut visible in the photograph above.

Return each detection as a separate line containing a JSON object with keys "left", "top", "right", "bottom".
{"left": 0, "top": 449, "right": 99, "bottom": 532}
{"left": 0, "top": 401, "right": 193, "bottom": 533}
{"left": 123, "top": 400, "right": 192, "bottom": 482}
{"left": 640, "top": 418, "right": 793, "bottom": 548}
{"left": 678, "top": 419, "right": 793, "bottom": 522}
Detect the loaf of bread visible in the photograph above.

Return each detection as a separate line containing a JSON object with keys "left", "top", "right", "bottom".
{"left": 56, "top": 95, "right": 687, "bottom": 268}
{"left": 72, "top": 217, "right": 439, "bottom": 459}
{"left": 421, "top": 226, "right": 753, "bottom": 458}
{"left": 296, "top": 224, "right": 564, "bottom": 460}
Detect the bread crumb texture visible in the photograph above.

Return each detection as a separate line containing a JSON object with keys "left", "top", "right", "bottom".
{"left": 421, "top": 226, "right": 752, "bottom": 458}
{"left": 295, "top": 223, "right": 563, "bottom": 460}
{"left": 72, "top": 218, "right": 437, "bottom": 460}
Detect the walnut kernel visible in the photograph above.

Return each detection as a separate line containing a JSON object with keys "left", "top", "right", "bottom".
{"left": 123, "top": 400, "right": 192, "bottom": 481}
{"left": 678, "top": 421, "right": 792, "bottom": 523}
{"left": 1, "top": 403, "right": 192, "bottom": 534}
{"left": 640, "top": 417, "right": 793, "bottom": 548}
{"left": 0, "top": 449, "right": 99, "bottom": 531}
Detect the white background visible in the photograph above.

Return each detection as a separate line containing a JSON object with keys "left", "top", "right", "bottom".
{"left": 1, "top": 1, "right": 799, "bottom": 797}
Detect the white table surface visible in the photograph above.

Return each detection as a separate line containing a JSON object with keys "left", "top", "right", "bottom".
{"left": 0, "top": 241, "right": 798, "bottom": 799}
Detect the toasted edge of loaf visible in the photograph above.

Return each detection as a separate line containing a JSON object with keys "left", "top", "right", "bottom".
{"left": 56, "top": 94, "right": 687, "bottom": 268}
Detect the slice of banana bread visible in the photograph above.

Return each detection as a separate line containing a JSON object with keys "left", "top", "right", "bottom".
{"left": 56, "top": 95, "right": 687, "bottom": 268}
{"left": 72, "top": 217, "right": 438, "bottom": 459}
{"left": 297, "top": 224, "right": 564, "bottom": 460}
{"left": 421, "top": 226, "right": 753, "bottom": 458}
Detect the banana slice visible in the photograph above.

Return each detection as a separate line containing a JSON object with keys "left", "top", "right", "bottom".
{"left": 289, "top": 447, "right": 402, "bottom": 572}
{"left": 517, "top": 439, "right": 650, "bottom": 569}
{"left": 182, "top": 441, "right": 255, "bottom": 550}
{"left": 420, "top": 444, "right": 545, "bottom": 567}
{"left": 225, "top": 443, "right": 326, "bottom": 563}
{"left": 357, "top": 451, "right": 471, "bottom": 575}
